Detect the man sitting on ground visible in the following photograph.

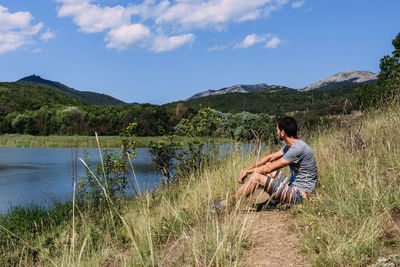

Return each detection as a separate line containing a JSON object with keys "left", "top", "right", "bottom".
{"left": 206, "top": 116, "right": 318, "bottom": 212}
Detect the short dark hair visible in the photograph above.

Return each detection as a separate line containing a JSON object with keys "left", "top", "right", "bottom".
{"left": 277, "top": 116, "right": 298, "bottom": 138}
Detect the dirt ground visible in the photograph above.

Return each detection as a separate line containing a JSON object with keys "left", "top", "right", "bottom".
{"left": 240, "top": 210, "right": 310, "bottom": 267}
{"left": 239, "top": 188, "right": 310, "bottom": 267}
{"left": 160, "top": 188, "right": 310, "bottom": 267}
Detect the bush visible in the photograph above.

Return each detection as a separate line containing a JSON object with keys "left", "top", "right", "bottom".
{"left": 78, "top": 150, "right": 132, "bottom": 203}
{"left": 78, "top": 124, "right": 137, "bottom": 203}
{"left": 149, "top": 136, "right": 180, "bottom": 183}
{"left": 149, "top": 137, "right": 215, "bottom": 183}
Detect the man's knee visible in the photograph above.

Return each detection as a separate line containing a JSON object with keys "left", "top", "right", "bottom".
{"left": 248, "top": 173, "right": 259, "bottom": 183}
{"left": 248, "top": 173, "right": 267, "bottom": 187}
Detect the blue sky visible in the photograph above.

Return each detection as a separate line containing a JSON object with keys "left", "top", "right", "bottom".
{"left": 0, "top": 0, "right": 399, "bottom": 104}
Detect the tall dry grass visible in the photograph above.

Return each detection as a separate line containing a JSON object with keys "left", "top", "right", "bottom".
{"left": 1, "top": 103, "right": 399, "bottom": 266}
{"left": 295, "top": 102, "right": 400, "bottom": 266}
{"left": 0, "top": 142, "right": 267, "bottom": 266}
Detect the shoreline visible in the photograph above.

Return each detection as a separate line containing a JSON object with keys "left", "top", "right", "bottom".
{"left": 0, "top": 134, "right": 233, "bottom": 148}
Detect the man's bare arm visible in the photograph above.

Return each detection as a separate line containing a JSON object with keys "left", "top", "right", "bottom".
{"left": 245, "top": 150, "right": 284, "bottom": 170}
{"left": 251, "top": 158, "right": 291, "bottom": 176}
{"left": 238, "top": 150, "right": 284, "bottom": 183}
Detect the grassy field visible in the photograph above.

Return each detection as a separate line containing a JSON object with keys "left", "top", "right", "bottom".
{"left": 0, "top": 143, "right": 260, "bottom": 266}
{"left": 0, "top": 103, "right": 399, "bottom": 266}
{"left": 0, "top": 134, "right": 233, "bottom": 148}
{"left": 295, "top": 103, "right": 400, "bottom": 266}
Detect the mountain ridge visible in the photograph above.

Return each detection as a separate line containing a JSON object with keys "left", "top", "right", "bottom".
{"left": 17, "top": 75, "right": 126, "bottom": 106}
{"left": 187, "top": 70, "right": 378, "bottom": 100}
{"left": 187, "top": 83, "right": 272, "bottom": 100}
{"left": 300, "top": 70, "right": 378, "bottom": 92}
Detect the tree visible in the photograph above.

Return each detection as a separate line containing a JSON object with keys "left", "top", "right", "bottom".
{"left": 378, "top": 32, "right": 400, "bottom": 99}
{"left": 190, "top": 108, "right": 221, "bottom": 137}
{"left": 356, "top": 32, "right": 400, "bottom": 107}
{"left": 149, "top": 136, "right": 179, "bottom": 183}
{"left": 175, "top": 102, "right": 189, "bottom": 121}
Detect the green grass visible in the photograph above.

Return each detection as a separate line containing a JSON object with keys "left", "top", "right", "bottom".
{"left": 0, "top": 134, "right": 233, "bottom": 148}
{"left": 0, "top": 103, "right": 399, "bottom": 266}
{"left": 0, "top": 144, "right": 260, "bottom": 266}
{"left": 293, "top": 102, "right": 400, "bottom": 266}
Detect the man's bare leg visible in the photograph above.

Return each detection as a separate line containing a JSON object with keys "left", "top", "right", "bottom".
{"left": 227, "top": 169, "right": 279, "bottom": 205}
{"left": 234, "top": 173, "right": 268, "bottom": 199}
{"left": 206, "top": 169, "right": 279, "bottom": 212}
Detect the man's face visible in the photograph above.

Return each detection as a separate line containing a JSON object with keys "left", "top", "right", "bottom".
{"left": 276, "top": 125, "right": 284, "bottom": 141}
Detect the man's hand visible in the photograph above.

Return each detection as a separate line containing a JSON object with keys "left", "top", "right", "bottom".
{"left": 238, "top": 169, "right": 251, "bottom": 184}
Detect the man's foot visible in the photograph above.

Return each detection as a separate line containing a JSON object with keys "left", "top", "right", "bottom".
{"left": 251, "top": 199, "right": 280, "bottom": 212}
{"left": 205, "top": 200, "right": 227, "bottom": 213}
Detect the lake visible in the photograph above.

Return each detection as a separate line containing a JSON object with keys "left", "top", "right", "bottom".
{"left": 0, "top": 147, "right": 161, "bottom": 214}
{"left": 0, "top": 143, "right": 261, "bottom": 214}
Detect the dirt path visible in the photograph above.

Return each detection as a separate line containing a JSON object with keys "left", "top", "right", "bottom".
{"left": 159, "top": 188, "right": 310, "bottom": 266}
{"left": 240, "top": 210, "right": 310, "bottom": 267}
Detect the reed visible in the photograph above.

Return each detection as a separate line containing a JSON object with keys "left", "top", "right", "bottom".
{"left": 0, "top": 134, "right": 232, "bottom": 148}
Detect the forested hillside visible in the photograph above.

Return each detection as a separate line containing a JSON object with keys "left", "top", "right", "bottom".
{"left": 0, "top": 82, "right": 174, "bottom": 136}
{"left": 0, "top": 80, "right": 361, "bottom": 139}
{"left": 165, "top": 84, "right": 359, "bottom": 115}
{"left": 0, "top": 82, "right": 84, "bottom": 111}
{"left": 17, "top": 75, "right": 126, "bottom": 106}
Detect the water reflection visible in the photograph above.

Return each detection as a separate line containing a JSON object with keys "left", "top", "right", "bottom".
{"left": 0, "top": 147, "right": 159, "bottom": 213}
{"left": 0, "top": 143, "right": 262, "bottom": 214}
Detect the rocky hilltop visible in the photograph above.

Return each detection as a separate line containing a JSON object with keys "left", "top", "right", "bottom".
{"left": 187, "top": 70, "right": 377, "bottom": 100}
{"left": 187, "top": 83, "right": 270, "bottom": 100}
{"left": 300, "top": 70, "right": 378, "bottom": 92}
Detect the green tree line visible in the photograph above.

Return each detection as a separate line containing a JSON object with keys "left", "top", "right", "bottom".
{"left": 164, "top": 84, "right": 360, "bottom": 116}
{"left": 0, "top": 83, "right": 175, "bottom": 136}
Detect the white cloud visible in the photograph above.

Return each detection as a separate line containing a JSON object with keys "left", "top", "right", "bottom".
{"left": 151, "top": 33, "right": 194, "bottom": 52}
{"left": 154, "top": 0, "right": 290, "bottom": 30}
{"left": 105, "top": 24, "right": 151, "bottom": 50}
{"left": 234, "top": 33, "right": 271, "bottom": 49}
{"left": 0, "top": 5, "right": 33, "bottom": 31}
{"left": 0, "top": 5, "right": 43, "bottom": 55}
{"left": 32, "top": 48, "right": 43, "bottom": 53}
{"left": 40, "top": 28, "right": 56, "bottom": 41}
{"left": 56, "top": 0, "right": 134, "bottom": 33}
{"left": 291, "top": 0, "right": 305, "bottom": 8}
{"left": 55, "top": 0, "right": 293, "bottom": 52}
{"left": 266, "top": 37, "right": 282, "bottom": 48}
{"left": 208, "top": 45, "right": 226, "bottom": 52}
{"left": 264, "top": 0, "right": 289, "bottom": 16}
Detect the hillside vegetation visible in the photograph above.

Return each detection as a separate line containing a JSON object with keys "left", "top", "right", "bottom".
{"left": 0, "top": 82, "right": 174, "bottom": 136}
{"left": 164, "top": 84, "right": 359, "bottom": 115}
{"left": 0, "top": 101, "right": 399, "bottom": 265}
{"left": 0, "top": 80, "right": 360, "bottom": 143}
{"left": 0, "top": 31, "right": 398, "bottom": 267}
{"left": 0, "top": 82, "right": 84, "bottom": 111}
{"left": 17, "top": 75, "right": 126, "bottom": 106}
{"left": 299, "top": 102, "right": 400, "bottom": 265}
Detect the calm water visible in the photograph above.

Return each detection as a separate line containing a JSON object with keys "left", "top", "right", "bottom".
{"left": 0, "top": 143, "right": 260, "bottom": 214}
{"left": 0, "top": 147, "right": 161, "bottom": 213}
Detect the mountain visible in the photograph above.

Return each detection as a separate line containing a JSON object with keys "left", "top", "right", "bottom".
{"left": 164, "top": 84, "right": 359, "bottom": 115}
{"left": 187, "top": 83, "right": 272, "bottom": 100}
{"left": 187, "top": 70, "right": 378, "bottom": 100}
{"left": 300, "top": 70, "right": 378, "bottom": 92}
{"left": 0, "top": 82, "right": 84, "bottom": 113}
{"left": 17, "top": 75, "right": 126, "bottom": 106}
